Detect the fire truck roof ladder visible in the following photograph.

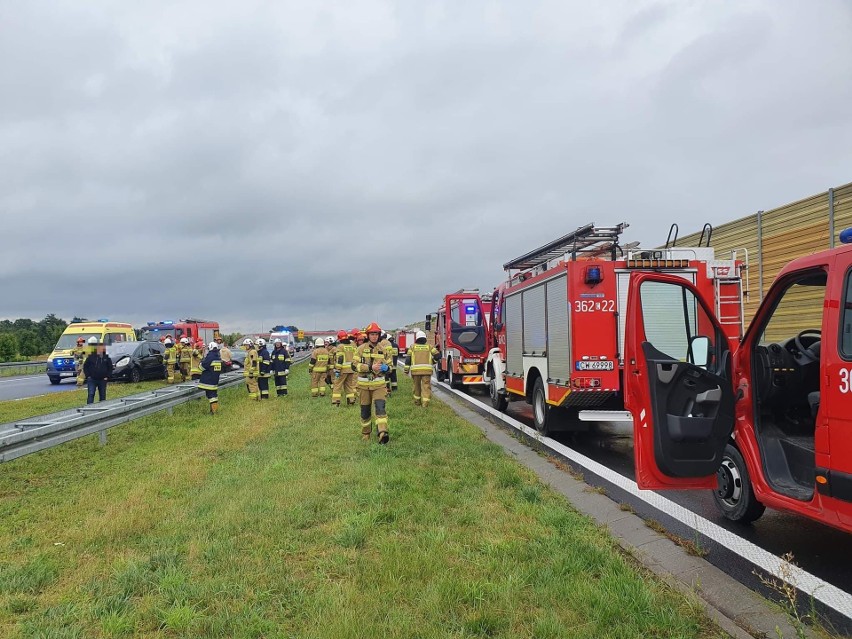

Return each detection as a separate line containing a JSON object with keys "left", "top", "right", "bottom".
{"left": 502, "top": 223, "right": 628, "bottom": 272}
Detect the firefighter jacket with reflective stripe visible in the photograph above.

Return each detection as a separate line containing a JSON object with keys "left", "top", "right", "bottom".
{"left": 271, "top": 347, "right": 291, "bottom": 373}
{"left": 190, "top": 348, "right": 204, "bottom": 376}
{"left": 243, "top": 347, "right": 260, "bottom": 377}
{"left": 258, "top": 347, "right": 272, "bottom": 377}
{"left": 389, "top": 343, "right": 399, "bottom": 364}
{"left": 164, "top": 345, "right": 178, "bottom": 369}
{"left": 175, "top": 344, "right": 186, "bottom": 366}
{"left": 353, "top": 342, "right": 392, "bottom": 389}
{"left": 310, "top": 347, "right": 329, "bottom": 372}
{"left": 405, "top": 342, "right": 439, "bottom": 375}
{"left": 198, "top": 350, "right": 223, "bottom": 390}
{"left": 334, "top": 342, "right": 357, "bottom": 369}
{"left": 73, "top": 347, "right": 88, "bottom": 370}
{"left": 219, "top": 345, "right": 232, "bottom": 365}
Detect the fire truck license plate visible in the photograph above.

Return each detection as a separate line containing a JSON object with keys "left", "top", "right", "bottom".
{"left": 575, "top": 361, "right": 614, "bottom": 371}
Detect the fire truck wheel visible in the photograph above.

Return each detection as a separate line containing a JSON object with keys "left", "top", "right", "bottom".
{"left": 532, "top": 377, "right": 553, "bottom": 435}
{"left": 435, "top": 364, "right": 445, "bottom": 382}
{"left": 448, "top": 360, "right": 462, "bottom": 389}
{"left": 489, "top": 378, "right": 508, "bottom": 411}
{"left": 713, "top": 444, "right": 766, "bottom": 524}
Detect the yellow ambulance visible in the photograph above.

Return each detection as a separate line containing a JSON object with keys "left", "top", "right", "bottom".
{"left": 46, "top": 321, "right": 136, "bottom": 384}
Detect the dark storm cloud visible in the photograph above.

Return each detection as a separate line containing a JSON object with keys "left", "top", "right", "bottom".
{"left": 2, "top": 1, "right": 851, "bottom": 334}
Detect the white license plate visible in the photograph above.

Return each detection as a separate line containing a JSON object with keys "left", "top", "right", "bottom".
{"left": 462, "top": 358, "right": 480, "bottom": 363}
{"left": 575, "top": 360, "right": 614, "bottom": 371}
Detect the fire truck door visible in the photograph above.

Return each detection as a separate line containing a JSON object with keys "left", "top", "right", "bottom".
{"left": 624, "top": 272, "right": 735, "bottom": 490}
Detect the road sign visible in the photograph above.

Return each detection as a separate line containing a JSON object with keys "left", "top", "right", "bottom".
{"left": 297, "top": 330, "right": 304, "bottom": 340}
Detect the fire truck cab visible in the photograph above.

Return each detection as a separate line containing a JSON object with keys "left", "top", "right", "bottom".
{"left": 625, "top": 230, "right": 852, "bottom": 533}
{"left": 431, "top": 290, "right": 491, "bottom": 388}
{"left": 484, "top": 223, "right": 745, "bottom": 435}
{"left": 140, "top": 318, "right": 221, "bottom": 344}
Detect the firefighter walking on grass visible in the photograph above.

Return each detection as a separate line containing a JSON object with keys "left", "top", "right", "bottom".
{"left": 309, "top": 338, "right": 329, "bottom": 398}
{"left": 352, "top": 322, "right": 392, "bottom": 444}
{"left": 256, "top": 337, "right": 272, "bottom": 399}
{"left": 198, "top": 341, "right": 223, "bottom": 414}
{"left": 404, "top": 330, "right": 439, "bottom": 407}
{"left": 271, "top": 338, "right": 291, "bottom": 396}
{"left": 242, "top": 338, "right": 260, "bottom": 400}
{"left": 332, "top": 330, "right": 357, "bottom": 406}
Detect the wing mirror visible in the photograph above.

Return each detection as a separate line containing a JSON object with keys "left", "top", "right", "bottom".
{"left": 689, "top": 335, "right": 711, "bottom": 369}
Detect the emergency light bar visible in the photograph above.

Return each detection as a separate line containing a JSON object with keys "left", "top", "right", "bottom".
{"left": 841, "top": 228, "right": 852, "bottom": 244}
{"left": 626, "top": 259, "right": 689, "bottom": 269}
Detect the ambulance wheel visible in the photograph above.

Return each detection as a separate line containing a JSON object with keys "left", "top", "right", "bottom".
{"left": 489, "top": 378, "right": 508, "bottom": 411}
{"left": 713, "top": 444, "right": 765, "bottom": 524}
{"left": 532, "top": 377, "right": 553, "bottom": 436}
{"left": 130, "top": 366, "right": 142, "bottom": 384}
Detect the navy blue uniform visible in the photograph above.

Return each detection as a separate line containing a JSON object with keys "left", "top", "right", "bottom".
{"left": 270, "top": 345, "right": 291, "bottom": 396}
{"left": 198, "top": 349, "right": 223, "bottom": 413}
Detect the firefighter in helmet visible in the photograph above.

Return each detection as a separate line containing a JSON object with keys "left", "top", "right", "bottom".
{"left": 242, "top": 338, "right": 260, "bottom": 400}
{"left": 352, "top": 322, "right": 392, "bottom": 444}
{"left": 404, "top": 330, "right": 440, "bottom": 406}
{"left": 163, "top": 336, "right": 178, "bottom": 384}
{"left": 177, "top": 337, "right": 192, "bottom": 382}
{"left": 198, "top": 341, "right": 223, "bottom": 414}
{"left": 271, "top": 338, "right": 291, "bottom": 396}
{"left": 256, "top": 337, "right": 272, "bottom": 399}
{"left": 190, "top": 339, "right": 205, "bottom": 380}
{"left": 324, "top": 336, "right": 336, "bottom": 396}
{"left": 309, "top": 338, "right": 330, "bottom": 398}
{"left": 73, "top": 336, "right": 88, "bottom": 387}
{"left": 332, "top": 329, "right": 357, "bottom": 406}
{"left": 387, "top": 333, "right": 400, "bottom": 394}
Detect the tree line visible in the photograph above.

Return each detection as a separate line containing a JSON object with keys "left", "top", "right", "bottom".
{"left": 0, "top": 314, "right": 68, "bottom": 362}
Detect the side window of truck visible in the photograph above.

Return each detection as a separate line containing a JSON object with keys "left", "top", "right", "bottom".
{"left": 841, "top": 270, "right": 852, "bottom": 359}
{"left": 640, "top": 281, "right": 716, "bottom": 367}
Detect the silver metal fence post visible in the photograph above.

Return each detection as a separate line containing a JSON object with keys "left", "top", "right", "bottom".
{"left": 757, "top": 210, "right": 764, "bottom": 301}
{"left": 829, "top": 188, "right": 835, "bottom": 248}
{"left": 99, "top": 430, "right": 107, "bottom": 445}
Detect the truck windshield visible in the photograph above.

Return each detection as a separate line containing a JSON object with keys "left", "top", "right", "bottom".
{"left": 54, "top": 333, "right": 100, "bottom": 350}
{"left": 140, "top": 328, "right": 176, "bottom": 341}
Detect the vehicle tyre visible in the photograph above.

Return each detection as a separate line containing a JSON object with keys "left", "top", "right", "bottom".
{"left": 532, "top": 377, "right": 553, "bottom": 436}
{"left": 713, "top": 444, "right": 766, "bottom": 524}
{"left": 130, "top": 366, "right": 142, "bottom": 384}
{"left": 448, "top": 359, "right": 462, "bottom": 389}
{"left": 489, "top": 377, "right": 508, "bottom": 411}
{"left": 48, "top": 376, "right": 61, "bottom": 385}
{"left": 435, "top": 362, "right": 445, "bottom": 382}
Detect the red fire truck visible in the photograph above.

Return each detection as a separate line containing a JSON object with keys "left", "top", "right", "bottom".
{"left": 484, "top": 223, "right": 745, "bottom": 434}
{"left": 396, "top": 330, "right": 417, "bottom": 357}
{"left": 139, "top": 318, "right": 221, "bottom": 344}
{"left": 623, "top": 227, "right": 852, "bottom": 532}
{"left": 430, "top": 290, "right": 492, "bottom": 388}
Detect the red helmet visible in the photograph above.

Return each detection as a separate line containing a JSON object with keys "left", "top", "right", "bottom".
{"left": 350, "top": 328, "right": 361, "bottom": 337}
{"left": 76, "top": 336, "right": 85, "bottom": 344}
{"left": 364, "top": 322, "right": 382, "bottom": 334}
{"left": 337, "top": 330, "right": 348, "bottom": 340}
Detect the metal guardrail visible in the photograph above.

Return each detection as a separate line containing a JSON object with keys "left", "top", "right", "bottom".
{"left": 0, "top": 360, "right": 43, "bottom": 369}
{"left": 0, "top": 352, "right": 310, "bottom": 463}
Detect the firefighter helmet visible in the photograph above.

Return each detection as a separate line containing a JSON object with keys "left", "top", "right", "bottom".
{"left": 337, "top": 330, "right": 348, "bottom": 340}
{"left": 365, "top": 322, "right": 382, "bottom": 334}
{"left": 87, "top": 336, "right": 99, "bottom": 345}
{"left": 256, "top": 337, "right": 266, "bottom": 347}
{"left": 314, "top": 338, "right": 324, "bottom": 347}
{"left": 76, "top": 336, "right": 85, "bottom": 345}
{"left": 325, "top": 336, "right": 334, "bottom": 345}
{"left": 416, "top": 330, "right": 427, "bottom": 341}
{"left": 273, "top": 338, "right": 283, "bottom": 345}
{"left": 208, "top": 341, "right": 219, "bottom": 350}
{"left": 242, "top": 338, "right": 254, "bottom": 346}
{"left": 180, "top": 337, "right": 190, "bottom": 345}
{"left": 164, "top": 337, "right": 173, "bottom": 346}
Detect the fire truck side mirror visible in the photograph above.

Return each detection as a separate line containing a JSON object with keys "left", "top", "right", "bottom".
{"left": 425, "top": 320, "right": 431, "bottom": 332}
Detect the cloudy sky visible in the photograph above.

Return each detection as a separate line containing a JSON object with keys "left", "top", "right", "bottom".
{"left": 2, "top": 1, "right": 851, "bottom": 334}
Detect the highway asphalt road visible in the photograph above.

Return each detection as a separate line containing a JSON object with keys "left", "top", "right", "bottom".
{"left": 0, "top": 373, "right": 81, "bottom": 402}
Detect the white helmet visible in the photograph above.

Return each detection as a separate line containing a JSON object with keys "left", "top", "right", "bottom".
{"left": 314, "top": 338, "right": 324, "bottom": 347}
{"left": 273, "top": 338, "right": 282, "bottom": 345}
{"left": 415, "top": 330, "right": 426, "bottom": 341}
{"left": 325, "top": 337, "right": 334, "bottom": 345}
{"left": 180, "top": 337, "right": 190, "bottom": 345}
{"left": 87, "top": 336, "right": 99, "bottom": 345}
{"left": 242, "top": 338, "right": 254, "bottom": 346}
{"left": 256, "top": 337, "right": 266, "bottom": 347}
{"left": 208, "top": 341, "right": 219, "bottom": 350}
{"left": 164, "top": 337, "right": 173, "bottom": 346}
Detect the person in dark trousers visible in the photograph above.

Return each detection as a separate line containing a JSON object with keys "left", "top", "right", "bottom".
{"left": 198, "top": 341, "right": 224, "bottom": 414}
{"left": 83, "top": 338, "right": 113, "bottom": 405}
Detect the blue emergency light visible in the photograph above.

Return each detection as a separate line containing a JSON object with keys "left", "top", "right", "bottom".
{"left": 840, "top": 228, "right": 852, "bottom": 244}
{"left": 584, "top": 266, "right": 603, "bottom": 285}
{"left": 97, "top": 318, "right": 109, "bottom": 322}
{"left": 162, "top": 320, "right": 174, "bottom": 325}
{"left": 465, "top": 305, "right": 476, "bottom": 314}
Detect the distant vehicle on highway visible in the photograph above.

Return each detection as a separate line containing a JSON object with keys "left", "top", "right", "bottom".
{"left": 46, "top": 320, "right": 136, "bottom": 385}
{"left": 107, "top": 341, "right": 167, "bottom": 383}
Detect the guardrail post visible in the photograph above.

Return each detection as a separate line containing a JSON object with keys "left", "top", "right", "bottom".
{"left": 99, "top": 430, "right": 107, "bottom": 446}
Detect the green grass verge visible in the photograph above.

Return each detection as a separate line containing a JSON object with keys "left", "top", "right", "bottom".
{"left": 0, "top": 366, "right": 725, "bottom": 638}
{"left": 0, "top": 381, "right": 166, "bottom": 425}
